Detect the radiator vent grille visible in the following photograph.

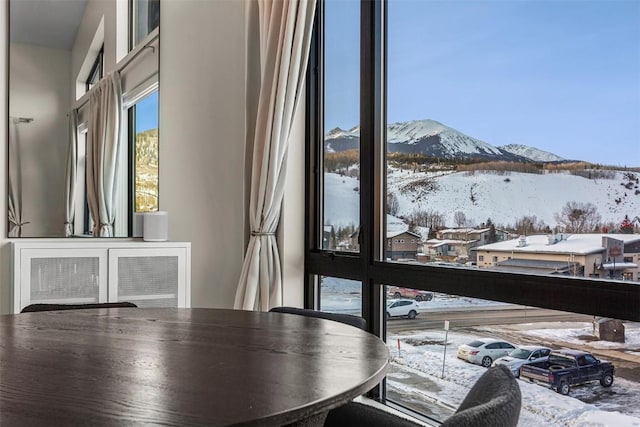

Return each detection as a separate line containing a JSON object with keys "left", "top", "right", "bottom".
{"left": 118, "top": 256, "right": 179, "bottom": 297}
{"left": 30, "top": 257, "right": 100, "bottom": 301}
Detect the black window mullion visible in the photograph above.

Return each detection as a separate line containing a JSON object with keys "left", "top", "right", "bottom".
{"left": 304, "top": 4, "right": 321, "bottom": 310}
{"left": 360, "top": 0, "right": 385, "bottom": 340}
{"left": 360, "top": 0, "right": 385, "bottom": 401}
{"left": 368, "top": 260, "right": 640, "bottom": 321}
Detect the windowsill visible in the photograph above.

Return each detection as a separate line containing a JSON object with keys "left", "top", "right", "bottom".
{"left": 355, "top": 396, "right": 438, "bottom": 426}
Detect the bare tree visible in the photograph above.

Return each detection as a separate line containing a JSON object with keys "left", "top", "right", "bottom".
{"left": 554, "top": 201, "right": 602, "bottom": 233}
{"left": 404, "top": 209, "right": 446, "bottom": 238}
{"left": 454, "top": 211, "right": 467, "bottom": 228}
{"left": 514, "top": 215, "right": 539, "bottom": 235}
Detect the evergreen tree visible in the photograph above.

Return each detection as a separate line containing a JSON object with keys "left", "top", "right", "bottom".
{"left": 486, "top": 218, "right": 498, "bottom": 243}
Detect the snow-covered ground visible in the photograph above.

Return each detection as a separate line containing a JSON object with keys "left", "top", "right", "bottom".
{"left": 320, "top": 277, "right": 640, "bottom": 426}
{"left": 324, "top": 169, "right": 640, "bottom": 230}
{"left": 387, "top": 328, "right": 640, "bottom": 426}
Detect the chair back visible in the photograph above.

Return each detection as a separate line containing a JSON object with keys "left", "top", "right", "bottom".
{"left": 324, "top": 401, "right": 423, "bottom": 427}
{"left": 440, "top": 364, "right": 521, "bottom": 427}
{"left": 21, "top": 302, "right": 138, "bottom": 313}
{"left": 269, "top": 307, "right": 367, "bottom": 330}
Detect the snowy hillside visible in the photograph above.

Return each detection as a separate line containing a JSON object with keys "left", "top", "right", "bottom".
{"left": 325, "top": 169, "right": 640, "bottom": 230}
{"left": 325, "top": 118, "right": 564, "bottom": 162}
{"left": 500, "top": 144, "right": 565, "bottom": 162}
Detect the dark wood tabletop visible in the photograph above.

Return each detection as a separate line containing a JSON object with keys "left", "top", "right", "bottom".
{"left": 0, "top": 308, "right": 389, "bottom": 426}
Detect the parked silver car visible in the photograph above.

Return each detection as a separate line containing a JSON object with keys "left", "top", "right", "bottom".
{"left": 492, "top": 345, "right": 551, "bottom": 377}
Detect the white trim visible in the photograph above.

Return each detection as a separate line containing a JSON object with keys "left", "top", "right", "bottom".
{"left": 123, "top": 76, "right": 158, "bottom": 108}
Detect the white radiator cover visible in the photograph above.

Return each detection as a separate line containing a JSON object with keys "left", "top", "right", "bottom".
{"left": 12, "top": 240, "right": 191, "bottom": 313}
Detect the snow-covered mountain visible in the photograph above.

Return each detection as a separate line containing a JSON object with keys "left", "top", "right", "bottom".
{"left": 325, "top": 119, "right": 562, "bottom": 162}
{"left": 500, "top": 144, "right": 565, "bottom": 162}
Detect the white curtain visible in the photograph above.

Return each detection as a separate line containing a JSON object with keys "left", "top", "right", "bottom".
{"left": 234, "top": 0, "right": 316, "bottom": 311}
{"left": 87, "top": 72, "right": 123, "bottom": 237}
{"left": 8, "top": 118, "right": 28, "bottom": 237}
{"left": 64, "top": 110, "right": 79, "bottom": 237}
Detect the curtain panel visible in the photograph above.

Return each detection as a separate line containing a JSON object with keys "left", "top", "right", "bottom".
{"left": 234, "top": 0, "right": 316, "bottom": 311}
{"left": 86, "top": 72, "right": 124, "bottom": 237}
{"left": 64, "top": 110, "right": 79, "bottom": 237}
{"left": 8, "top": 118, "right": 27, "bottom": 237}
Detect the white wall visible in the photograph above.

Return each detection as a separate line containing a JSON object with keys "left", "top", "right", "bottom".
{"left": 0, "top": 0, "right": 305, "bottom": 313}
{"left": 160, "top": 0, "right": 248, "bottom": 308}
{"left": 9, "top": 43, "right": 70, "bottom": 237}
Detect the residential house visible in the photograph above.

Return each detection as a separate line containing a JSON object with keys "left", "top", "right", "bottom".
{"left": 386, "top": 230, "right": 421, "bottom": 260}
{"left": 425, "top": 227, "right": 509, "bottom": 262}
{"left": 475, "top": 234, "right": 640, "bottom": 280}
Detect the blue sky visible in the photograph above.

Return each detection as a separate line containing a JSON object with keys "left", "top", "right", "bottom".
{"left": 325, "top": 0, "right": 640, "bottom": 166}
{"left": 135, "top": 91, "right": 159, "bottom": 132}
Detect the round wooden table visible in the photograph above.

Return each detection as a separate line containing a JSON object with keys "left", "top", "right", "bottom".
{"left": 0, "top": 308, "right": 389, "bottom": 426}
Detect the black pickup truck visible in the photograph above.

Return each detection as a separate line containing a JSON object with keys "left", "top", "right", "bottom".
{"left": 519, "top": 349, "right": 614, "bottom": 395}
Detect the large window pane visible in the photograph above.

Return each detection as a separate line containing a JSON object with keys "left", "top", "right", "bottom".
{"left": 319, "top": 276, "right": 361, "bottom": 317}
{"left": 131, "top": 0, "right": 160, "bottom": 48}
{"left": 323, "top": 0, "right": 360, "bottom": 251}
{"left": 308, "top": 0, "right": 640, "bottom": 424}
{"left": 384, "top": 0, "right": 640, "bottom": 420}
{"left": 385, "top": 287, "right": 640, "bottom": 424}
{"left": 130, "top": 91, "right": 159, "bottom": 213}
{"left": 385, "top": 0, "right": 639, "bottom": 267}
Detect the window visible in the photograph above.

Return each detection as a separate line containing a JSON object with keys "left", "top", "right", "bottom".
{"left": 77, "top": 128, "right": 91, "bottom": 235}
{"left": 307, "top": 0, "right": 640, "bottom": 424}
{"left": 85, "top": 45, "right": 104, "bottom": 91}
{"left": 130, "top": 0, "right": 160, "bottom": 48}
{"left": 128, "top": 91, "right": 159, "bottom": 216}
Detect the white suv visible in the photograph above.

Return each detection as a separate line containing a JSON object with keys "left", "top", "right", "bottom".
{"left": 386, "top": 299, "right": 419, "bottom": 320}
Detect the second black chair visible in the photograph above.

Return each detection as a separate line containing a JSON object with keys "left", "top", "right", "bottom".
{"left": 269, "top": 306, "right": 367, "bottom": 330}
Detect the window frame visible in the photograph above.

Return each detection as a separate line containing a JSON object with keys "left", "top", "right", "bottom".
{"left": 126, "top": 88, "right": 160, "bottom": 227}
{"left": 305, "top": 0, "right": 639, "bottom": 396}
{"left": 129, "top": 0, "right": 160, "bottom": 51}
{"left": 85, "top": 45, "right": 104, "bottom": 92}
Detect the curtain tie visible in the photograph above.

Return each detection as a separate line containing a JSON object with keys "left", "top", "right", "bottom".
{"left": 17, "top": 221, "right": 30, "bottom": 226}
{"left": 251, "top": 231, "right": 275, "bottom": 237}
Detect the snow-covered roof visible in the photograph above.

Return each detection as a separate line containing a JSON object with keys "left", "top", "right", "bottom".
{"left": 387, "top": 214, "right": 409, "bottom": 234}
{"left": 476, "top": 233, "right": 640, "bottom": 255}
{"left": 439, "top": 228, "right": 478, "bottom": 234}
{"left": 387, "top": 230, "right": 421, "bottom": 239}
{"left": 425, "top": 238, "right": 477, "bottom": 248}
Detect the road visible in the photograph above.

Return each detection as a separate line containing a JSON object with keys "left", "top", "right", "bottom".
{"left": 388, "top": 305, "right": 640, "bottom": 383}
{"left": 388, "top": 306, "right": 593, "bottom": 334}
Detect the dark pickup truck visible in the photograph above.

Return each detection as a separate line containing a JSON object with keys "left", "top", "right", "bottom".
{"left": 519, "top": 349, "right": 614, "bottom": 395}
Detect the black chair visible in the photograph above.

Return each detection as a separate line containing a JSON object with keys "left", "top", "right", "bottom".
{"left": 324, "top": 401, "right": 423, "bottom": 427}
{"left": 269, "top": 306, "right": 367, "bottom": 330}
{"left": 20, "top": 302, "right": 138, "bottom": 313}
{"left": 324, "top": 365, "right": 521, "bottom": 427}
{"left": 439, "top": 364, "right": 521, "bottom": 427}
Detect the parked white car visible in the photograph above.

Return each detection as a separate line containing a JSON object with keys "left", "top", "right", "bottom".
{"left": 456, "top": 338, "right": 516, "bottom": 367}
{"left": 386, "top": 299, "right": 420, "bottom": 320}
{"left": 492, "top": 345, "right": 551, "bottom": 377}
